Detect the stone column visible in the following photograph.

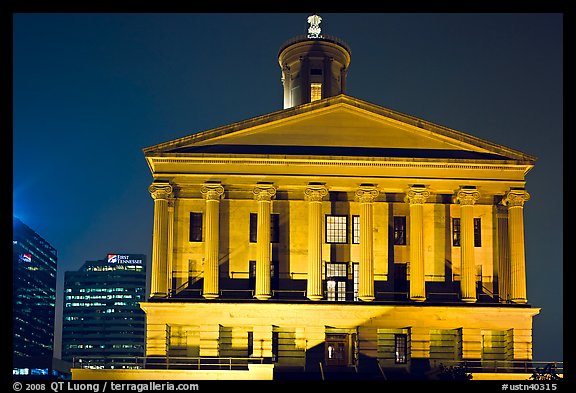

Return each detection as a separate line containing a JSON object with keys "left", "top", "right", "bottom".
{"left": 201, "top": 184, "right": 225, "bottom": 300}
{"left": 149, "top": 182, "right": 173, "bottom": 298}
{"left": 456, "top": 187, "right": 480, "bottom": 303}
{"left": 502, "top": 189, "right": 530, "bottom": 304}
{"left": 405, "top": 185, "right": 430, "bottom": 302}
{"left": 496, "top": 206, "right": 510, "bottom": 302}
{"left": 305, "top": 185, "right": 328, "bottom": 300}
{"left": 166, "top": 200, "right": 175, "bottom": 296}
{"left": 355, "top": 185, "right": 379, "bottom": 302}
{"left": 253, "top": 185, "right": 277, "bottom": 300}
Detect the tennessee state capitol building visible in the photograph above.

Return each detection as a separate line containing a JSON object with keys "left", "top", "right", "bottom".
{"left": 74, "top": 15, "right": 540, "bottom": 380}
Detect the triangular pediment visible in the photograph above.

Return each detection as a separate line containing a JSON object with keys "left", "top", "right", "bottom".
{"left": 144, "top": 95, "right": 535, "bottom": 163}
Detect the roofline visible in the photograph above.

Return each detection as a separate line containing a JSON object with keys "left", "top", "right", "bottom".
{"left": 142, "top": 94, "right": 537, "bottom": 163}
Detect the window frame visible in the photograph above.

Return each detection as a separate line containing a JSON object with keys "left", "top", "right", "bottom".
{"left": 250, "top": 213, "right": 280, "bottom": 243}
{"left": 310, "top": 82, "right": 322, "bottom": 102}
{"left": 352, "top": 215, "right": 360, "bottom": 244}
{"left": 393, "top": 216, "right": 407, "bottom": 246}
{"left": 394, "top": 334, "right": 408, "bottom": 364}
{"left": 325, "top": 215, "right": 349, "bottom": 244}
{"left": 325, "top": 262, "right": 348, "bottom": 302}
{"left": 189, "top": 212, "right": 203, "bottom": 242}
{"left": 452, "top": 217, "right": 482, "bottom": 247}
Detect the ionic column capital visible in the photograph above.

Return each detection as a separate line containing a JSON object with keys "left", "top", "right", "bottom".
{"left": 201, "top": 184, "right": 225, "bottom": 201}
{"left": 355, "top": 185, "right": 379, "bottom": 203}
{"left": 404, "top": 185, "right": 431, "bottom": 205}
{"left": 304, "top": 185, "right": 328, "bottom": 202}
{"left": 149, "top": 182, "right": 173, "bottom": 200}
{"left": 253, "top": 184, "right": 277, "bottom": 201}
{"left": 455, "top": 186, "right": 480, "bottom": 206}
{"left": 502, "top": 189, "right": 530, "bottom": 208}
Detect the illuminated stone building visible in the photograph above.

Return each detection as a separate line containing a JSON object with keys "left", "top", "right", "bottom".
{"left": 74, "top": 15, "right": 541, "bottom": 380}
{"left": 62, "top": 254, "right": 146, "bottom": 369}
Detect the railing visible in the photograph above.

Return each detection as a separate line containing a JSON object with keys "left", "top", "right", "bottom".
{"left": 72, "top": 356, "right": 265, "bottom": 370}
{"left": 429, "top": 360, "right": 564, "bottom": 375}
{"left": 278, "top": 34, "right": 352, "bottom": 56}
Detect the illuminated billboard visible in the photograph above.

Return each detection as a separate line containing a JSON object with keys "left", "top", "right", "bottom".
{"left": 106, "top": 254, "right": 144, "bottom": 265}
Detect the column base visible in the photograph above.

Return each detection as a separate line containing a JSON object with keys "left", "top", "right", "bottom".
{"left": 150, "top": 292, "right": 168, "bottom": 299}
{"left": 307, "top": 295, "right": 323, "bottom": 301}
{"left": 410, "top": 296, "right": 426, "bottom": 302}
{"left": 461, "top": 297, "right": 477, "bottom": 303}
{"left": 255, "top": 294, "right": 271, "bottom": 300}
{"left": 202, "top": 293, "right": 219, "bottom": 300}
{"left": 511, "top": 298, "right": 527, "bottom": 304}
{"left": 359, "top": 295, "right": 375, "bottom": 302}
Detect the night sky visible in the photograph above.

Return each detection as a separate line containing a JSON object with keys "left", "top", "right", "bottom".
{"left": 12, "top": 13, "right": 563, "bottom": 362}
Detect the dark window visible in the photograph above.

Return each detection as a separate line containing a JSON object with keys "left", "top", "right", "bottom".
{"left": 394, "top": 216, "right": 407, "bottom": 245}
{"left": 248, "top": 331, "right": 253, "bottom": 356}
{"left": 326, "top": 215, "right": 348, "bottom": 244}
{"left": 250, "top": 213, "right": 280, "bottom": 243}
{"left": 352, "top": 215, "right": 360, "bottom": 244}
{"left": 271, "top": 214, "right": 280, "bottom": 243}
{"left": 272, "top": 331, "right": 279, "bottom": 362}
{"left": 326, "top": 262, "right": 347, "bottom": 301}
{"left": 474, "top": 218, "right": 482, "bottom": 247}
{"left": 189, "top": 212, "right": 202, "bottom": 242}
{"left": 452, "top": 218, "right": 481, "bottom": 247}
{"left": 452, "top": 218, "right": 461, "bottom": 247}
{"left": 250, "top": 213, "right": 257, "bottom": 243}
{"left": 310, "top": 68, "right": 323, "bottom": 75}
{"left": 249, "top": 260, "right": 278, "bottom": 289}
{"left": 395, "top": 334, "right": 408, "bottom": 364}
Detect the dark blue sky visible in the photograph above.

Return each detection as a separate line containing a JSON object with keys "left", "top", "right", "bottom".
{"left": 12, "top": 13, "right": 563, "bottom": 361}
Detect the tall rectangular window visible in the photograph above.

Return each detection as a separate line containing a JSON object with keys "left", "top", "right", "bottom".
{"left": 393, "top": 216, "right": 407, "bottom": 245}
{"left": 189, "top": 212, "right": 203, "bottom": 242}
{"left": 474, "top": 218, "right": 482, "bottom": 247}
{"left": 248, "top": 331, "right": 253, "bottom": 356}
{"left": 452, "top": 218, "right": 461, "bottom": 247}
{"left": 311, "top": 83, "right": 322, "bottom": 102}
{"left": 352, "top": 215, "right": 360, "bottom": 244}
{"left": 272, "top": 331, "right": 279, "bottom": 362}
{"left": 250, "top": 213, "right": 280, "bottom": 243}
{"left": 452, "top": 218, "right": 481, "bottom": 247}
{"left": 326, "top": 262, "right": 347, "bottom": 301}
{"left": 353, "top": 262, "right": 359, "bottom": 302}
{"left": 394, "top": 334, "right": 408, "bottom": 364}
{"left": 249, "top": 261, "right": 278, "bottom": 289}
{"left": 326, "top": 215, "right": 348, "bottom": 244}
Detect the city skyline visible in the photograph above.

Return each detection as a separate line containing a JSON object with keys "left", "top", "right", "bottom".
{"left": 12, "top": 13, "right": 563, "bottom": 362}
